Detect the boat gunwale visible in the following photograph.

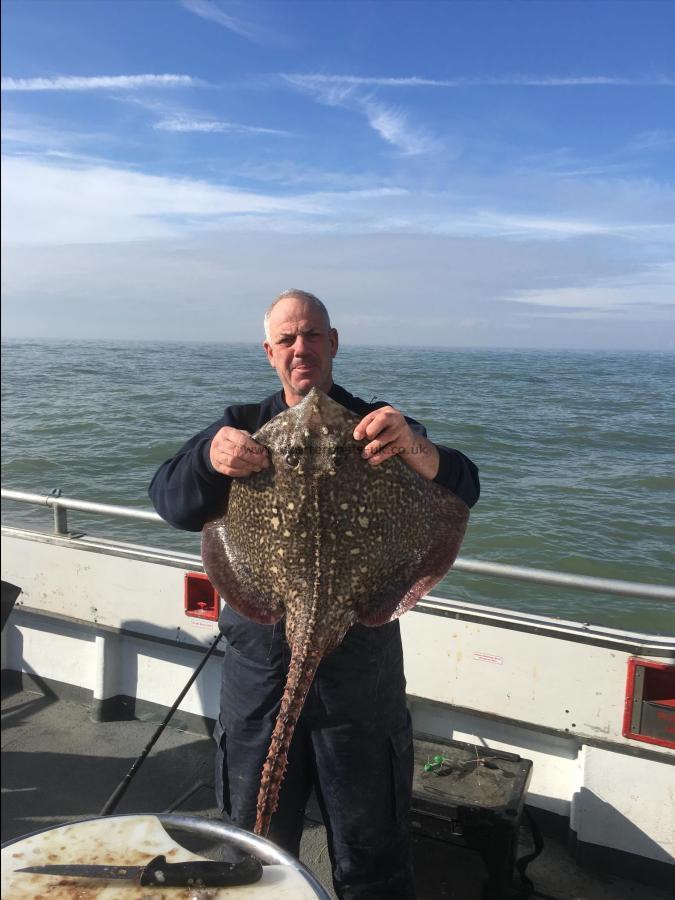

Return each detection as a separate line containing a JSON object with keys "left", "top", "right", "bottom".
{"left": 3, "top": 522, "right": 674, "bottom": 654}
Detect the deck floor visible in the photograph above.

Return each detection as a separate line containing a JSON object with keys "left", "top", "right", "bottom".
{"left": 1, "top": 680, "right": 670, "bottom": 900}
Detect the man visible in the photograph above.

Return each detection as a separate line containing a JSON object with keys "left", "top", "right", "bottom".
{"left": 149, "top": 290, "right": 479, "bottom": 899}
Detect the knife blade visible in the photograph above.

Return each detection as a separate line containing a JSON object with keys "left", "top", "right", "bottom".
{"left": 17, "top": 853, "right": 263, "bottom": 887}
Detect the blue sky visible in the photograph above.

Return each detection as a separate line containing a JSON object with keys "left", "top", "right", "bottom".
{"left": 1, "top": 0, "right": 674, "bottom": 349}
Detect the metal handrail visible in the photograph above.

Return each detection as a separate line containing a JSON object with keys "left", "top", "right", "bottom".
{"left": 452, "top": 559, "right": 675, "bottom": 602}
{"left": 1, "top": 488, "right": 162, "bottom": 524}
{"left": 2, "top": 487, "right": 674, "bottom": 603}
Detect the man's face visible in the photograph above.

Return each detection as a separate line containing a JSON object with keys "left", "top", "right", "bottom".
{"left": 263, "top": 298, "right": 338, "bottom": 405}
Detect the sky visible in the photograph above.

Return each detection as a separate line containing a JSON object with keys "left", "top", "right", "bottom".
{"left": 1, "top": 0, "right": 674, "bottom": 349}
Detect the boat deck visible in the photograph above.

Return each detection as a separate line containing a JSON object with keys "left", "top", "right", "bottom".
{"left": 1, "top": 678, "right": 670, "bottom": 900}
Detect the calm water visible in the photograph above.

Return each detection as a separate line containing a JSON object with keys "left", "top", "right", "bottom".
{"left": 2, "top": 340, "right": 674, "bottom": 634}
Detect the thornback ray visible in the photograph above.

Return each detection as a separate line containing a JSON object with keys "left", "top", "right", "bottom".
{"left": 201, "top": 387, "right": 469, "bottom": 837}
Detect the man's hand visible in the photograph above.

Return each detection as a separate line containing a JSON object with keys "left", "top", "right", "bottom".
{"left": 209, "top": 427, "right": 269, "bottom": 477}
{"left": 353, "top": 406, "right": 440, "bottom": 481}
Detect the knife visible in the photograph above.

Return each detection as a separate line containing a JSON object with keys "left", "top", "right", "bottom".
{"left": 17, "top": 853, "right": 263, "bottom": 887}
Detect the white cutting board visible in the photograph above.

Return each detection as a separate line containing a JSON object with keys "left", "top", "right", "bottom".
{"left": 1, "top": 814, "right": 322, "bottom": 898}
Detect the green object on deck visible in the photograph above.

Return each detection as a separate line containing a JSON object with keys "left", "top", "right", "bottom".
{"left": 423, "top": 754, "right": 450, "bottom": 772}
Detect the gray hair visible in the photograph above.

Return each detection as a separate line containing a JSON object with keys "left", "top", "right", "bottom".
{"left": 263, "top": 289, "right": 331, "bottom": 340}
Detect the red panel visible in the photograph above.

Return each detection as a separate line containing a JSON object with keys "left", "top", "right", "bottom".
{"left": 184, "top": 572, "right": 220, "bottom": 621}
{"left": 623, "top": 658, "right": 675, "bottom": 750}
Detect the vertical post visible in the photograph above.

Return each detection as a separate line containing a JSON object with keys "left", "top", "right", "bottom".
{"left": 91, "top": 633, "right": 122, "bottom": 721}
{"left": 53, "top": 504, "right": 69, "bottom": 535}
{"left": 630, "top": 664, "right": 645, "bottom": 734}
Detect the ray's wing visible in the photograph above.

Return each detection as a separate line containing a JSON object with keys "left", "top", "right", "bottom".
{"left": 202, "top": 429, "right": 324, "bottom": 626}
{"left": 202, "top": 469, "right": 289, "bottom": 624}
{"left": 356, "top": 473, "right": 468, "bottom": 625}
{"left": 321, "top": 452, "right": 469, "bottom": 627}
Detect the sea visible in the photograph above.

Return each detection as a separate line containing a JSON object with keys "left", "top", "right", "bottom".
{"left": 2, "top": 340, "right": 674, "bottom": 635}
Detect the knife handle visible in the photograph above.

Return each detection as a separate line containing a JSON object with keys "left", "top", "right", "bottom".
{"left": 140, "top": 854, "right": 263, "bottom": 887}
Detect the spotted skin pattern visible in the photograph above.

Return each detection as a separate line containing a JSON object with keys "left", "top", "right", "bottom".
{"left": 202, "top": 388, "right": 469, "bottom": 837}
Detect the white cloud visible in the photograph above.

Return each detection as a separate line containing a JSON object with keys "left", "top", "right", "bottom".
{"left": 508, "top": 263, "right": 675, "bottom": 315}
{"left": 282, "top": 75, "right": 438, "bottom": 156}
{"left": 1, "top": 74, "right": 198, "bottom": 92}
{"left": 3, "top": 152, "right": 673, "bottom": 250}
{"left": 626, "top": 129, "right": 675, "bottom": 153}
{"left": 0, "top": 157, "right": 316, "bottom": 244}
{"left": 179, "top": 0, "right": 285, "bottom": 46}
{"left": 154, "top": 116, "right": 291, "bottom": 136}
{"left": 2, "top": 120, "right": 88, "bottom": 151}
{"left": 0, "top": 111, "right": 130, "bottom": 163}
{"left": 508, "top": 75, "right": 675, "bottom": 86}
{"left": 361, "top": 100, "right": 438, "bottom": 156}
{"left": 0, "top": 156, "right": 410, "bottom": 245}
{"left": 467, "top": 211, "right": 657, "bottom": 239}
{"left": 282, "top": 72, "right": 675, "bottom": 89}
{"left": 282, "top": 74, "right": 457, "bottom": 89}
{"left": 218, "top": 159, "right": 387, "bottom": 191}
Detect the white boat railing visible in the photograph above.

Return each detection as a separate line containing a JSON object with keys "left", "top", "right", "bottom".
{"left": 2, "top": 487, "right": 674, "bottom": 603}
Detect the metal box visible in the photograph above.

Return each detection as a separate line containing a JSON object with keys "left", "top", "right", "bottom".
{"left": 623, "top": 658, "right": 675, "bottom": 749}
{"left": 640, "top": 699, "right": 675, "bottom": 743}
{"left": 184, "top": 572, "right": 220, "bottom": 621}
{"left": 411, "top": 734, "right": 533, "bottom": 900}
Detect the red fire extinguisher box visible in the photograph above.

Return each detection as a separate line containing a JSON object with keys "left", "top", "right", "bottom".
{"left": 623, "top": 658, "right": 675, "bottom": 750}
{"left": 184, "top": 572, "right": 220, "bottom": 621}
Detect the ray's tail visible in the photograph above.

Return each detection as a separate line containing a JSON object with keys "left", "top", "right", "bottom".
{"left": 254, "top": 648, "right": 321, "bottom": 837}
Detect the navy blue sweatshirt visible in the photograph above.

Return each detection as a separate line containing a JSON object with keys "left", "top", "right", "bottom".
{"left": 149, "top": 383, "right": 479, "bottom": 530}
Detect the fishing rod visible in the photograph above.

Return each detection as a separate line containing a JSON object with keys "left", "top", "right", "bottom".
{"left": 99, "top": 633, "right": 222, "bottom": 816}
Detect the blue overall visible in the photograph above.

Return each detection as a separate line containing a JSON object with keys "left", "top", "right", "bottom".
{"left": 213, "top": 605, "right": 416, "bottom": 899}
